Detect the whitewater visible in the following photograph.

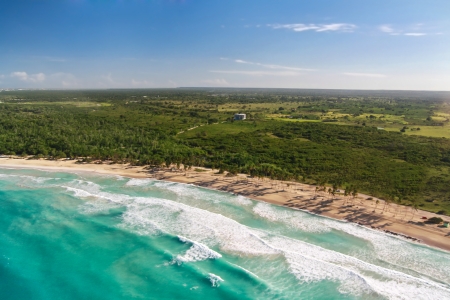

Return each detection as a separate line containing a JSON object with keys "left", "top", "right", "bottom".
{"left": 1, "top": 168, "right": 449, "bottom": 300}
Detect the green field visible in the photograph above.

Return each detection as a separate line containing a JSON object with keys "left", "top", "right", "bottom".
{"left": 17, "top": 101, "right": 112, "bottom": 107}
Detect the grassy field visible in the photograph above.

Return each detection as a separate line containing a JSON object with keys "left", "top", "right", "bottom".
{"left": 219, "top": 102, "right": 301, "bottom": 112}
{"left": 265, "top": 108, "right": 450, "bottom": 139}
{"left": 179, "top": 121, "right": 263, "bottom": 138}
{"left": 18, "top": 101, "right": 112, "bottom": 107}
{"left": 383, "top": 125, "right": 450, "bottom": 138}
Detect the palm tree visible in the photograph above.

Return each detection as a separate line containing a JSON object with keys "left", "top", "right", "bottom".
{"left": 402, "top": 201, "right": 409, "bottom": 220}
{"left": 410, "top": 204, "right": 419, "bottom": 221}
{"left": 410, "top": 200, "right": 419, "bottom": 221}
{"left": 375, "top": 199, "right": 380, "bottom": 212}
{"left": 393, "top": 197, "right": 400, "bottom": 217}
{"left": 351, "top": 188, "right": 358, "bottom": 204}
{"left": 344, "top": 185, "right": 351, "bottom": 205}
{"left": 382, "top": 197, "right": 390, "bottom": 214}
{"left": 332, "top": 183, "right": 338, "bottom": 192}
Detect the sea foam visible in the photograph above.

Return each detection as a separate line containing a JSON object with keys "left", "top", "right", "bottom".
{"left": 208, "top": 273, "right": 224, "bottom": 287}
{"left": 49, "top": 175, "right": 450, "bottom": 299}
{"left": 252, "top": 202, "right": 450, "bottom": 284}
{"left": 125, "top": 178, "right": 155, "bottom": 187}
{"left": 175, "top": 236, "right": 222, "bottom": 263}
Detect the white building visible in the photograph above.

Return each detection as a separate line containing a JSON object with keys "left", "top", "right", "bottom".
{"left": 234, "top": 113, "right": 246, "bottom": 120}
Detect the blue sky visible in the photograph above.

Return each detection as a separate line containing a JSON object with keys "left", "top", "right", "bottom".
{"left": 1, "top": 0, "right": 449, "bottom": 90}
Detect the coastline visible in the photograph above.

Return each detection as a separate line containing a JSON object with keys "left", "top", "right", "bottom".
{"left": 1, "top": 157, "right": 449, "bottom": 252}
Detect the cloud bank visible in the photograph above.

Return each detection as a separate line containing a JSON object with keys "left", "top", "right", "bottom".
{"left": 378, "top": 24, "right": 439, "bottom": 36}
{"left": 210, "top": 70, "right": 302, "bottom": 77}
{"left": 10, "top": 71, "right": 46, "bottom": 82}
{"left": 268, "top": 23, "right": 356, "bottom": 33}
{"left": 233, "top": 59, "right": 314, "bottom": 71}
{"left": 343, "top": 72, "right": 386, "bottom": 78}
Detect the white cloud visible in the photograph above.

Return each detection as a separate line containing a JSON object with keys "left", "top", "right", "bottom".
{"left": 379, "top": 25, "right": 394, "bottom": 33}
{"left": 10, "top": 71, "right": 46, "bottom": 82}
{"left": 379, "top": 24, "right": 435, "bottom": 36}
{"left": 11, "top": 72, "right": 28, "bottom": 81}
{"left": 269, "top": 23, "right": 356, "bottom": 33}
{"left": 131, "top": 79, "right": 154, "bottom": 87}
{"left": 404, "top": 32, "right": 427, "bottom": 36}
{"left": 201, "top": 78, "right": 229, "bottom": 86}
{"left": 101, "top": 73, "right": 115, "bottom": 84}
{"left": 167, "top": 80, "right": 177, "bottom": 88}
{"left": 343, "top": 72, "right": 386, "bottom": 78}
{"left": 317, "top": 23, "right": 356, "bottom": 32}
{"left": 271, "top": 24, "right": 320, "bottom": 32}
{"left": 215, "top": 58, "right": 312, "bottom": 77}
{"left": 0, "top": 74, "right": 5, "bottom": 79}
{"left": 210, "top": 70, "right": 302, "bottom": 77}
{"left": 233, "top": 59, "right": 314, "bottom": 71}
{"left": 49, "top": 72, "right": 79, "bottom": 88}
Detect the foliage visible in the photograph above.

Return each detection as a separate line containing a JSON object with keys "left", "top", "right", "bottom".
{"left": 1, "top": 88, "right": 450, "bottom": 213}
{"left": 426, "top": 217, "right": 444, "bottom": 224}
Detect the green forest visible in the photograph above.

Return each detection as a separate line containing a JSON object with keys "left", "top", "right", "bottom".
{"left": 0, "top": 88, "right": 449, "bottom": 214}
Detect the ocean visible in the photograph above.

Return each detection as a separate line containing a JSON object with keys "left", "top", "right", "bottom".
{"left": 0, "top": 167, "right": 449, "bottom": 300}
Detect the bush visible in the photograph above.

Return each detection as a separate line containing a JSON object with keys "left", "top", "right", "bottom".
{"left": 55, "top": 151, "right": 66, "bottom": 159}
{"left": 427, "top": 217, "right": 443, "bottom": 224}
{"left": 437, "top": 210, "right": 447, "bottom": 215}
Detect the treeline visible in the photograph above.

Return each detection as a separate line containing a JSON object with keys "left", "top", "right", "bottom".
{"left": 181, "top": 122, "right": 450, "bottom": 210}
{"left": 271, "top": 123, "right": 450, "bottom": 166}
{"left": 0, "top": 105, "right": 204, "bottom": 165}
{"left": 185, "top": 128, "right": 426, "bottom": 200}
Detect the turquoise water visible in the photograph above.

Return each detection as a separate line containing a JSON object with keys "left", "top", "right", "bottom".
{"left": 1, "top": 168, "right": 450, "bottom": 299}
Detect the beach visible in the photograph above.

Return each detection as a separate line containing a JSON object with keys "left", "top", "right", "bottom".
{"left": 1, "top": 157, "right": 449, "bottom": 252}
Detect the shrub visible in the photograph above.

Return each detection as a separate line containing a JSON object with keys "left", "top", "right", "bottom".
{"left": 427, "top": 217, "right": 443, "bottom": 224}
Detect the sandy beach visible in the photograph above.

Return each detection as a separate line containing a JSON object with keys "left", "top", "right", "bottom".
{"left": 1, "top": 157, "right": 449, "bottom": 252}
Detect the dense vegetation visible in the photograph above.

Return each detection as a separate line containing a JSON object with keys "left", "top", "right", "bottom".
{"left": 0, "top": 88, "right": 449, "bottom": 214}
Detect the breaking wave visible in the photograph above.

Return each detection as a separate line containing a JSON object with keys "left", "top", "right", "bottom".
{"left": 1, "top": 168, "right": 450, "bottom": 299}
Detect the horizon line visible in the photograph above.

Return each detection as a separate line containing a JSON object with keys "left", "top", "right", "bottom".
{"left": 2, "top": 87, "right": 450, "bottom": 92}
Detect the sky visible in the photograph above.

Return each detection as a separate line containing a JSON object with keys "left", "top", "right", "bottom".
{"left": 0, "top": 0, "right": 449, "bottom": 90}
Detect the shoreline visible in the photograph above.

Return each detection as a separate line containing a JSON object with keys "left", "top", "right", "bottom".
{"left": 1, "top": 157, "right": 449, "bottom": 252}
